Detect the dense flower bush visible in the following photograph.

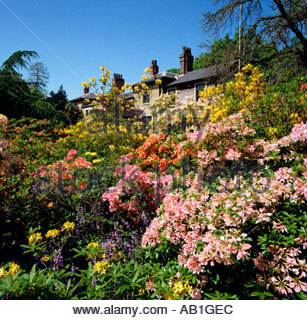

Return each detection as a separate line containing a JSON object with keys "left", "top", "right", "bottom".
{"left": 0, "top": 65, "right": 306, "bottom": 300}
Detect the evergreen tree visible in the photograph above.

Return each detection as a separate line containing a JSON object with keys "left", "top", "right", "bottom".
{"left": 47, "top": 84, "right": 68, "bottom": 111}
{"left": 0, "top": 51, "right": 38, "bottom": 118}
{"left": 28, "top": 62, "right": 50, "bottom": 93}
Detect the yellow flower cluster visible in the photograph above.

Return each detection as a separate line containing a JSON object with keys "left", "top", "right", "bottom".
{"left": 138, "top": 288, "right": 145, "bottom": 295}
{"left": 268, "top": 127, "right": 278, "bottom": 138}
{"left": 62, "top": 221, "right": 75, "bottom": 232}
{"left": 93, "top": 260, "right": 110, "bottom": 275}
{"left": 28, "top": 222, "right": 74, "bottom": 246}
{"left": 289, "top": 113, "right": 302, "bottom": 124}
{"left": 172, "top": 280, "right": 193, "bottom": 295}
{"left": 45, "top": 229, "right": 60, "bottom": 239}
{"left": 85, "top": 152, "right": 98, "bottom": 156}
{"left": 0, "top": 262, "right": 21, "bottom": 279}
{"left": 28, "top": 232, "right": 43, "bottom": 245}
{"left": 41, "top": 256, "right": 50, "bottom": 262}
{"left": 199, "top": 64, "right": 265, "bottom": 122}
{"left": 92, "top": 159, "right": 103, "bottom": 164}
{"left": 87, "top": 242, "right": 100, "bottom": 250}
{"left": 81, "top": 81, "right": 90, "bottom": 88}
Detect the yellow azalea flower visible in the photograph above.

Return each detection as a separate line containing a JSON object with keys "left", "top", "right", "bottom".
{"left": 28, "top": 232, "right": 43, "bottom": 245}
{"left": 62, "top": 221, "right": 75, "bottom": 232}
{"left": 155, "top": 79, "right": 162, "bottom": 85}
{"left": 141, "top": 83, "right": 148, "bottom": 90}
{"left": 144, "top": 68, "right": 151, "bottom": 73}
{"left": 92, "top": 159, "right": 103, "bottom": 164}
{"left": 85, "top": 152, "right": 91, "bottom": 155}
{"left": 45, "top": 229, "right": 60, "bottom": 239}
{"left": 93, "top": 260, "right": 109, "bottom": 274}
{"left": 81, "top": 81, "right": 89, "bottom": 88}
{"left": 41, "top": 256, "right": 50, "bottom": 262}
{"left": 89, "top": 77, "right": 96, "bottom": 82}
{"left": 0, "top": 267, "right": 7, "bottom": 279}
{"left": 113, "top": 251, "right": 122, "bottom": 260}
{"left": 8, "top": 262, "right": 20, "bottom": 276}
{"left": 164, "top": 293, "right": 176, "bottom": 300}
{"left": 138, "top": 288, "right": 145, "bottom": 295}
{"left": 119, "top": 125, "right": 127, "bottom": 133}
{"left": 100, "top": 66, "right": 106, "bottom": 70}
{"left": 47, "top": 202, "right": 54, "bottom": 208}
{"left": 173, "top": 281, "right": 184, "bottom": 294}
{"left": 109, "top": 145, "right": 115, "bottom": 151}
{"left": 90, "top": 152, "right": 97, "bottom": 156}
{"left": 86, "top": 242, "right": 100, "bottom": 250}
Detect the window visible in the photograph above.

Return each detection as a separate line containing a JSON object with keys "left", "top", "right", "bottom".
{"left": 143, "top": 92, "right": 150, "bottom": 104}
{"left": 168, "top": 88, "right": 176, "bottom": 95}
{"left": 196, "top": 84, "right": 206, "bottom": 100}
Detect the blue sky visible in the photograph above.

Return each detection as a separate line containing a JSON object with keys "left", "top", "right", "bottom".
{"left": 0, "top": 0, "right": 229, "bottom": 99}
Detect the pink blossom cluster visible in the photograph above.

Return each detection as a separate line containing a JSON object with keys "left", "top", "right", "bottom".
{"left": 175, "top": 114, "right": 265, "bottom": 169}
{"left": 254, "top": 245, "right": 307, "bottom": 295}
{"left": 36, "top": 150, "right": 92, "bottom": 189}
{"left": 103, "top": 115, "right": 307, "bottom": 295}
{"left": 102, "top": 164, "right": 173, "bottom": 216}
{"left": 259, "top": 122, "right": 307, "bottom": 164}
{"left": 290, "top": 122, "right": 307, "bottom": 142}
{"left": 142, "top": 165, "right": 306, "bottom": 282}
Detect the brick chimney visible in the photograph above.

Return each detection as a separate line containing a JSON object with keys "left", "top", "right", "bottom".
{"left": 150, "top": 60, "right": 159, "bottom": 76}
{"left": 112, "top": 73, "right": 125, "bottom": 90}
{"left": 180, "top": 46, "right": 194, "bottom": 74}
{"left": 83, "top": 87, "right": 89, "bottom": 95}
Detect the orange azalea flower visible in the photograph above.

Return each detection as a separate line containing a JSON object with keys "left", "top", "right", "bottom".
{"left": 79, "top": 183, "right": 87, "bottom": 190}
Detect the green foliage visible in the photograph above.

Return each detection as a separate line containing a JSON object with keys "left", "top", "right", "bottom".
{"left": 64, "top": 102, "right": 83, "bottom": 124}
{"left": 1, "top": 50, "right": 38, "bottom": 73}
{"left": 28, "top": 62, "right": 50, "bottom": 93}
{"left": 0, "top": 51, "right": 67, "bottom": 122}
{"left": 200, "top": 0, "right": 307, "bottom": 67}
{"left": 47, "top": 84, "right": 68, "bottom": 111}
{"left": 166, "top": 68, "right": 180, "bottom": 74}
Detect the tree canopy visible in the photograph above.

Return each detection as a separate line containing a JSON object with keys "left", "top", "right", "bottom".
{"left": 47, "top": 84, "right": 68, "bottom": 111}
{"left": 201, "top": 0, "right": 307, "bottom": 67}
{"left": 0, "top": 50, "right": 69, "bottom": 123}
{"left": 28, "top": 62, "right": 50, "bottom": 93}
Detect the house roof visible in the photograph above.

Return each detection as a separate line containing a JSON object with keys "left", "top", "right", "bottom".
{"left": 167, "top": 65, "right": 224, "bottom": 87}
{"left": 69, "top": 92, "right": 98, "bottom": 102}
{"left": 119, "top": 92, "right": 135, "bottom": 99}
{"left": 132, "top": 72, "right": 178, "bottom": 86}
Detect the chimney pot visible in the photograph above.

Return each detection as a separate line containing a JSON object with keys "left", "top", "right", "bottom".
{"left": 180, "top": 46, "right": 194, "bottom": 74}
{"left": 150, "top": 60, "right": 159, "bottom": 76}
{"left": 112, "top": 73, "right": 125, "bottom": 89}
{"left": 83, "top": 87, "right": 89, "bottom": 95}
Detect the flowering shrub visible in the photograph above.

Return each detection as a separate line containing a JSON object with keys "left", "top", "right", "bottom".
{"left": 139, "top": 119, "right": 307, "bottom": 298}
{"left": 199, "top": 64, "right": 266, "bottom": 122}
{"left": 1, "top": 72, "right": 307, "bottom": 300}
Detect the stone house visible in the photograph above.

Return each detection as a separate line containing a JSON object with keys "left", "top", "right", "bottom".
{"left": 126, "top": 46, "right": 231, "bottom": 117}
{"left": 68, "top": 87, "right": 98, "bottom": 117}
{"left": 69, "top": 46, "right": 234, "bottom": 118}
